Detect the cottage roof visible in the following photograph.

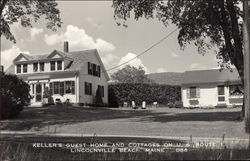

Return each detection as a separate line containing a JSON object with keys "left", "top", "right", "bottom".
{"left": 182, "top": 68, "right": 242, "bottom": 86}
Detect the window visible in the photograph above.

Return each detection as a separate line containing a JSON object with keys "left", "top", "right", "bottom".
{"left": 88, "top": 62, "right": 101, "bottom": 77}
{"left": 59, "top": 82, "right": 64, "bottom": 95}
{"left": 23, "top": 64, "right": 27, "bottom": 73}
{"left": 88, "top": 62, "right": 93, "bottom": 75}
{"left": 49, "top": 83, "right": 53, "bottom": 94}
{"left": 218, "top": 85, "right": 225, "bottom": 102}
{"left": 187, "top": 87, "right": 200, "bottom": 98}
{"left": 229, "top": 85, "right": 244, "bottom": 96}
{"left": 93, "top": 64, "right": 97, "bottom": 76}
{"left": 54, "top": 82, "right": 60, "bottom": 94}
{"left": 40, "top": 62, "right": 44, "bottom": 72}
{"left": 50, "top": 61, "right": 55, "bottom": 71}
{"left": 85, "top": 82, "right": 92, "bottom": 95}
{"left": 57, "top": 61, "right": 62, "bottom": 70}
{"left": 98, "top": 85, "right": 104, "bottom": 97}
{"left": 33, "top": 63, "right": 38, "bottom": 72}
{"left": 16, "top": 64, "right": 21, "bottom": 73}
{"left": 65, "top": 81, "right": 75, "bottom": 94}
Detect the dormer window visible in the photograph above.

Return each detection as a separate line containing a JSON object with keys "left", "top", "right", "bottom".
{"left": 23, "top": 64, "right": 27, "bottom": 73}
{"left": 57, "top": 61, "right": 62, "bottom": 70}
{"left": 40, "top": 62, "right": 44, "bottom": 72}
{"left": 51, "top": 61, "right": 55, "bottom": 71}
{"left": 33, "top": 63, "right": 38, "bottom": 72}
{"left": 16, "top": 64, "right": 21, "bottom": 73}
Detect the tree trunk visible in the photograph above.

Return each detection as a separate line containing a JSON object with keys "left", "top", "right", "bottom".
{"left": 218, "top": 0, "right": 245, "bottom": 117}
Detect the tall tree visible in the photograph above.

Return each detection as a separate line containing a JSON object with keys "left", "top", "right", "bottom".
{"left": 111, "top": 65, "right": 154, "bottom": 83}
{"left": 112, "top": 0, "right": 246, "bottom": 116}
{"left": 112, "top": 0, "right": 243, "bottom": 81}
{"left": 0, "top": 0, "right": 62, "bottom": 43}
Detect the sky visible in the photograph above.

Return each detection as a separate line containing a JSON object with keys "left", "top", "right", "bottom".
{"left": 1, "top": 1, "right": 222, "bottom": 75}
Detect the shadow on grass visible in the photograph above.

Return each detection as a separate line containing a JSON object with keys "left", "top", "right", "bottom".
{"left": 0, "top": 106, "right": 242, "bottom": 131}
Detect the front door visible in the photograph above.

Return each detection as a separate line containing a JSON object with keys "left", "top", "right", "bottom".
{"left": 36, "top": 84, "right": 42, "bottom": 102}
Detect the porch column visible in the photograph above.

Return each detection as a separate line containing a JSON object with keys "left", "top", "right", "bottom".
{"left": 34, "top": 83, "right": 36, "bottom": 102}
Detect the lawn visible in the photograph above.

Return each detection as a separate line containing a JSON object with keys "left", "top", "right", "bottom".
{"left": 0, "top": 105, "right": 248, "bottom": 139}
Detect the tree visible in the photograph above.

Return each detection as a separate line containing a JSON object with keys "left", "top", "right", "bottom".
{"left": 112, "top": 0, "right": 243, "bottom": 80}
{"left": 1, "top": 73, "right": 31, "bottom": 119}
{"left": 0, "top": 0, "right": 62, "bottom": 43}
{"left": 112, "top": 0, "right": 245, "bottom": 115}
{"left": 111, "top": 65, "right": 154, "bottom": 83}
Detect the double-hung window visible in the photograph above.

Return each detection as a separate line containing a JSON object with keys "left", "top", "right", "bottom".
{"left": 23, "top": 64, "right": 27, "bottom": 73}
{"left": 218, "top": 85, "right": 225, "bottom": 102}
{"left": 85, "top": 82, "right": 92, "bottom": 95}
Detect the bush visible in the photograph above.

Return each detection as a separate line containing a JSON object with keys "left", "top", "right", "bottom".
{"left": 167, "top": 102, "right": 175, "bottom": 108}
{"left": 0, "top": 73, "right": 31, "bottom": 119}
{"left": 174, "top": 101, "right": 183, "bottom": 108}
{"left": 108, "top": 83, "right": 181, "bottom": 107}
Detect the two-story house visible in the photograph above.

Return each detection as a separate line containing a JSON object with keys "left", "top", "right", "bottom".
{"left": 5, "top": 42, "right": 109, "bottom": 106}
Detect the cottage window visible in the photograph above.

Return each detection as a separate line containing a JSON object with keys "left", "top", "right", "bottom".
{"left": 187, "top": 87, "right": 200, "bottom": 98}
{"left": 16, "top": 64, "right": 21, "bottom": 73}
{"left": 85, "top": 82, "right": 92, "bottom": 95}
{"left": 217, "top": 85, "right": 225, "bottom": 102}
{"left": 65, "top": 81, "right": 75, "bottom": 94}
{"left": 54, "top": 82, "right": 60, "bottom": 94}
{"left": 57, "top": 61, "right": 62, "bottom": 70}
{"left": 40, "top": 62, "right": 44, "bottom": 72}
{"left": 50, "top": 61, "right": 55, "bottom": 71}
{"left": 23, "top": 64, "right": 27, "bottom": 73}
{"left": 33, "top": 63, "right": 38, "bottom": 72}
{"left": 229, "top": 85, "right": 244, "bottom": 96}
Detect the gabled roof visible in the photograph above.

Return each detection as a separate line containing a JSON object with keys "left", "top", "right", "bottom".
{"left": 13, "top": 53, "right": 32, "bottom": 62}
{"left": 6, "top": 49, "right": 110, "bottom": 81}
{"left": 47, "top": 50, "right": 72, "bottom": 59}
{"left": 182, "top": 68, "right": 242, "bottom": 86}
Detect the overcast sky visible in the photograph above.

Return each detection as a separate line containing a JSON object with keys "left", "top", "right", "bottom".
{"left": 1, "top": 1, "right": 222, "bottom": 74}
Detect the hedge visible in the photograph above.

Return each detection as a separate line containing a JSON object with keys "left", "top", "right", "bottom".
{"left": 108, "top": 83, "right": 181, "bottom": 107}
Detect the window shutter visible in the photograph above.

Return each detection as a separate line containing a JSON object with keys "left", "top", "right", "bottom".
{"left": 85, "top": 82, "right": 87, "bottom": 94}
{"left": 98, "top": 66, "right": 101, "bottom": 77}
{"left": 187, "top": 88, "right": 190, "bottom": 99}
{"left": 90, "top": 83, "right": 92, "bottom": 95}
{"left": 196, "top": 87, "right": 200, "bottom": 98}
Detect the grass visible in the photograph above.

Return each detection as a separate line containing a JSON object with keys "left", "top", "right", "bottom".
{"left": 0, "top": 106, "right": 248, "bottom": 138}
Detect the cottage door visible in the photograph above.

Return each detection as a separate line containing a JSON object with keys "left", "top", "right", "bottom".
{"left": 36, "top": 84, "right": 42, "bottom": 102}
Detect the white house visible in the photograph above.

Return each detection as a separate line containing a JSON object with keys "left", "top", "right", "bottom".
{"left": 181, "top": 69, "right": 243, "bottom": 108}
{"left": 5, "top": 42, "right": 109, "bottom": 105}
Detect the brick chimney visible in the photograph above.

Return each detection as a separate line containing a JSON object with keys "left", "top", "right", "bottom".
{"left": 64, "top": 41, "right": 69, "bottom": 52}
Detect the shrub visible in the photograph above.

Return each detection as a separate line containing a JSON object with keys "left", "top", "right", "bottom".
{"left": 174, "top": 101, "right": 183, "bottom": 108}
{"left": 0, "top": 73, "right": 31, "bottom": 119}
{"left": 167, "top": 102, "right": 175, "bottom": 108}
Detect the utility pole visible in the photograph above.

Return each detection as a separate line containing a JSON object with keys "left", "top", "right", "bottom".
{"left": 243, "top": 0, "right": 250, "bottom": 135}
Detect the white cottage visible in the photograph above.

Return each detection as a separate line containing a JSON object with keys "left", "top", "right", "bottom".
{"left": 181, "top": 69, "right": 243, "bottom": 108}
{"left": 5, "top": 42, "right": 109, "bottom": 106}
